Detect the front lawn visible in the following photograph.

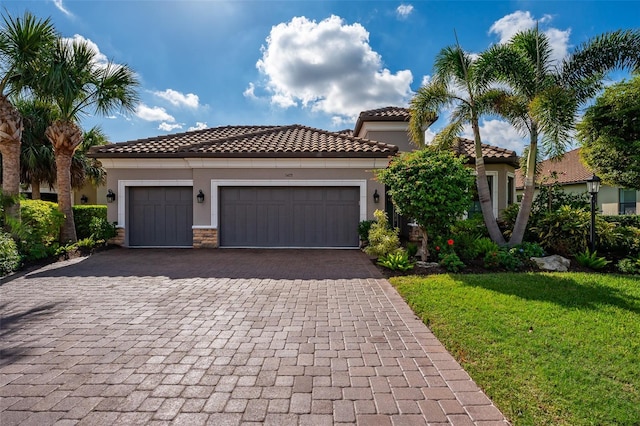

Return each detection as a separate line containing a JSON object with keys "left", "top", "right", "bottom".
{"left": 390, "top": 273, "right": 640, "bottom": 425}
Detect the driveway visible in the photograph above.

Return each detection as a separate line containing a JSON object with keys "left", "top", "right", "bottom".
{"left": 0, "top": 248, "right": 507, "bottom": 425}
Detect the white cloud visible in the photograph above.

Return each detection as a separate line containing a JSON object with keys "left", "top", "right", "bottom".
{"left": 52, "top": 0, "right": 73, "bottom": 17}
{"left": 489, "top": 11, "right": 571, "bottom": 64}
{"left": 153, "top": 89, "right": 199, "bottom": 109}
{"left": 420, "top": 75, "right": 431, "bottom": 87}
{"left": 63, "top": 34, "right": 109, "bottom": 68}
{"left": 158, "top": 122, "right": 183, "bottom": 132}
{"left": 188, "top": 122, "right": 208, "bottom": 131}
{"left": 461, "top": 119, "right": 528, "bottom": 154}
{"left": 243, "top": 83, "right": 257, "bottom": 99}
{"left": 396, "top": 5, "right": 414, "bottom": 19}
{"left": 136, "top": 104, "right": 175, "bottom": 122}
{"left": 255, "top": 15, "right": 413, "bottom": 123}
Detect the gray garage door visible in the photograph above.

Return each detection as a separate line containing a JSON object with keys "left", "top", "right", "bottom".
{"left": 128, "top": 187, "right": 193, "bottom": 247}
{"left": 220, "top": 187, "right": 360, "bottom": 248}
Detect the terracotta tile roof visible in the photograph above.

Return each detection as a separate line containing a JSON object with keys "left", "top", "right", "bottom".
{"left": 353, "top": 106, "right": 411, "bottom": 136}
{"left": 515, "top": 148, "right": 593, "bottom": 189}
{"left": 455, "top": 138, "right": 519, "bottom": 167}
{"left": 89, "top": 124, "right": 398, "bottom": 158}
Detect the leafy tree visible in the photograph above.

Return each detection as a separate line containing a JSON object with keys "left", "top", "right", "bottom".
{"left": 0, "top": 12, "right": 56, "bottom": 220}
{"left": 578, "top": 74, "right": 640, "bottom": 189}
{"left": 376, "top": 148, "right": 475, "bottom": 260}
{"left": 409, "top": 44, "right": 510, "bottom": 245}
{"left": 38, "top": 37, "right": 138, "bottom": 242}
{"left": 479, "top": 28, "right": 640, "bottom": 245}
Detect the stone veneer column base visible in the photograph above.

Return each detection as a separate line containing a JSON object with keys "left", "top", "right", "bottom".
{"left": 193, "top": 228, "right": 218, "bottom": 248}
{"left": 108, "top": 228, "right": 125, "bottom": 246}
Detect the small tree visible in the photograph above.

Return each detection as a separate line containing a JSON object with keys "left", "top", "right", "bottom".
{"left": 376, "top": 149, "right": 475, "bottom": 260}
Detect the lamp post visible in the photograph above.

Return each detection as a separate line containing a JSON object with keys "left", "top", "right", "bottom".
{"left": 586, "top": 174, "right": 601, "bottom": 252}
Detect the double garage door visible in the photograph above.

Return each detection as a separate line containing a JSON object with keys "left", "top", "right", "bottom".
{"left": 128, "top": 186, "right": 360, "bottom": 248}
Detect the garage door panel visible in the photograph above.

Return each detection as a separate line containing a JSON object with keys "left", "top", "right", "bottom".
{"left": 129, "top": 187, "right": 193, "bottom": 247}
{"left": 220, "top": 186, "right": 358, "bottom": 248}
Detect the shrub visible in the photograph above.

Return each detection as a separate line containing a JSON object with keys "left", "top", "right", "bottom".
{"left": 13, "top": 200, "right": 65, "bottom": 260}
{"left": 439, "top": 252, "right": 465, "bottom": 272}
{"left": 0, "top": 232, "right": 20, "bottom": 276}
{"left": 89, "top": 217, "right": 117, "bottom": 242}
{"left": 617, "top": 257, "right": 640, "bottom": 275}
{"left": 377, "top": 250, "right": 415, "bottom": 271}
{"left": 364, "top": 210, "right": 401, "bottom": 258}
{"left": 74, "top": 205, "right": 108, "bottom": 239}
{"left": 450, "top": 233, "right": 481, "bottom": 263}
{"left": 509, "top": 242, "right": 545, "bottom": 261}
{"left": 473, "top": 237, "right": 500, "bottom": 257}
{"left": 451, "top": 216, "right": 489, "bottom": 240}
{"left": 406, "top": 243, "right": 418, "bottom": 258}
{"left": 358, "top": 220, "right": 376, "bottom": 242}
{"left": 484, "top": 249, "right": 523, "bottom": 271}
{"left": 575, "top": 250, "right": 611, "bottom": 270}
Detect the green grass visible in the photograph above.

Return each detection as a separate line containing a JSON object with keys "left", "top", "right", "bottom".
{"left": 390, "top": 273, "right": 640, "bottom": 426}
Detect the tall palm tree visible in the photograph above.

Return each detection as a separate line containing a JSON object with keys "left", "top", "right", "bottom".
{"left": 409, "top": 44, "right": 509, "bottom": 244}
{"left": 0, "top": 12, "right": 56, "bottom": 220}
{"left": 72, "top": 126, "right": 109, "bottom": 189}
{"left": 40, "top": 37, "right": 138, "bottom": 242}
{"left": 479, "top": 28, "right": 640, "bottom": 245}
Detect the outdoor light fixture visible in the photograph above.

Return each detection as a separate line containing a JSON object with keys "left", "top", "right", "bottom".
{"left": 373, "top": 189, "right": 380, "bottom": 203}
{"left": 80, "top": 194, "right": 88, "bottom": 204}
{"left": 106, "top": 189, "right": 116, "bottom": 203}
{"left": 586, "top": 174, "right": 601, "bottom": 251}
{"left": 196, "top": 189, "right": 205, "bottom": 204}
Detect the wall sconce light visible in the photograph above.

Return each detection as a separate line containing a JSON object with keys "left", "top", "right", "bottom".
{"left": 106, "top": 189, "right": 116, "bottom": 203}
{"left": 196, "top": 189, "right": 205, "bottom": 204}
{"left": 80, "top": 194, "right": 88, "bottom": 204}
{"left": 373, "top": 189, "right": 380, "bottom": 204}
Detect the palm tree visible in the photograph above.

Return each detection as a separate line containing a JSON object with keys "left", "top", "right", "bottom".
{"left": 40, "top": 37, "right": 138, "bottom": 242}
{"left": 72, "top": 126, "right": 109, "bottom": 189}
{"left": 479, "top": 28, "right": 640, "bottom": 245}
{"left": 409, "top": 44, "right": 508, "bottom": 245}
{"left": 0, "top": 12, "right": 56, "bottom": 220}
{"left": 16, "top": 98, "right": 58, "bottom": 199}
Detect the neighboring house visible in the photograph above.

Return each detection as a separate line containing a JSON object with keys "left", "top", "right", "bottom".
{"left": 515, "top": 148, "right": 639, "bottom": 215}
{"left": 88, "top": 106, "right": 519, "bottom": 249}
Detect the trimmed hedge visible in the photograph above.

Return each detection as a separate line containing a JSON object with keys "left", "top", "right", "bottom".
{"left": 73, "top": 205, "right": 108, "bottom": 239}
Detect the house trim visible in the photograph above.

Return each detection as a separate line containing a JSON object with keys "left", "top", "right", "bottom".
{"left": 100, "top": 158, "right": 389, "bottom": 169}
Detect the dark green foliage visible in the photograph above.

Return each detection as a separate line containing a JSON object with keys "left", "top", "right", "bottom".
{"left": 88, "top": 216, "right": 116, "bottom": 242}
{"left": 484, "top": 249, "right": 523, "bottom": 271}
{"left": 73, "top": 205, "right": 107, "bottom": 239}
{"left": 405, "top": 243, "right": 418, "bottom": 258}
{"left": 602, "top": 215, "right": 640, "bottom": 228}
{"left": 0, "top": 231, "right": 20, "bottom": 275}
{"left": 358, "top": 220, "right": 376, "bottom": 241}
{"left": 509, "top": 242, "right": 546, "bottom": 260}
{"left": 578, "top": 75, "right": 640, "bottom": 190}
{"left": 439, "top": 252, "right": 465, "bottom": 272}
{"left": 617, "top": 257, "right": 640, "bottom": 274}
{"left": 377, "top": 251, "right": 415, "bottom": 271}
{"left": 14, "top": 199, "right": 64, "bottom": 259}
{"left": 472, "top": 237, "right": 500, "bottom": 257}
{"left": 575, "top": 249, "right": 611, "bottom": 270}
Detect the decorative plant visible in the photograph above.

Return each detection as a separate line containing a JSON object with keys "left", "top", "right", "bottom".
{"left": 377, "top": 250, "right": 415, "bottom": 272}
{"left": 575, "top": 250, "right": 611, "bottom": 270}
{"left": 358, "top": 219, "right": 376, "bottom": 242}
{"left": 439, "top": 252, "right": 465, "bottom": 272}
{"left": 364, "top": 210, "right": 401, "bottom": 258}
{"left": 616, "top": 257, "right": 640, "bottom": 275}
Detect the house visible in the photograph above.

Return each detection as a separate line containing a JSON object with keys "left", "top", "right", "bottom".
{"left": 88, "top": 107, "right": 519, "bottom": 248}
{"left": 515, "top": 147, "right": 639, "bottom": 215}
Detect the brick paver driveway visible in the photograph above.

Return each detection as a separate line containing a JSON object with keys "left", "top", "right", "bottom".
{"left": 1, "top": 248, "right": 507, "bottom": 425}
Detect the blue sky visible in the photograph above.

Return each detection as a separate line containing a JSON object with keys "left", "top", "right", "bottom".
{"left": 3, "top": 1, "right": 639, "bottom": 154}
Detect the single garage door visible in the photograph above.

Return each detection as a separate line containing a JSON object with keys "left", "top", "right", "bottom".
{"left": 220, "top": 187, "right": 360, "bottom": 248}
{"left": 128, "top": 187, "right": 193, "bottom": 247}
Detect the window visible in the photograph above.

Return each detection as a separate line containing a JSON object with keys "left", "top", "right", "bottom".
{"left": 468, "top": 175, "right": 493, "bottom": 218}
{"left": 619, "top": 189, "right": 636, "bottom": 215}
{"left": 507, "top": 176, "right": 515, "bottom": 205}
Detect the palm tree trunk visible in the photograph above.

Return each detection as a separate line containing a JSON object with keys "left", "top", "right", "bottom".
{"left": 510, "top": 126, "right": 539, "bottom": 245}
{"left": 30, "top": 178, "right": 41, "bottom": 200}
{"left": 46, "top": 120, "right": 83, "bottom": 243}
{"left": 0, "top": 95, "right": 23, "bottom": 221}
{"left": 471, "top": 119, "right": 506, "bottom": 245}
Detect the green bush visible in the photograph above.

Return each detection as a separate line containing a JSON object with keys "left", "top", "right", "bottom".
{"left": 406, "top": 242, "right": 418, "bottom": 258}
{"left": 484, "top": 249, "right": 523, "bottom": 271}
{"left": 73, "top": 205, "right": 108, "bottom": 239}
{"left": 364, "top": 210, "right": 401, "bottom": 258}
{"left": 377, "top": 250, "right": 415, "bottom": 271}
{"left": 617, "top": 257, "right": 640, "bottom": 274}
{"left": 473, "top": 237, "right": 500, "bottom": 257}
{"left": 0, "top": 231, "right": 20, "bottom": 276}
{"left": 451, "top": 216, "right": 489, "bottom": 239}
{"left": 509, "top": 242, "right": 545, "bottom": 261}
{"left": 439, "top": 252, "right": 465, "bottom": 272}
{"left": 575, "top": 250, "right": 611, "bottom": 270}
{"left": 14, "top": 200, "right": 65, "bottom": 260}
{"left": 89, "top": 217, "right": 117, "bottom": 242}
{"left": 602, "top": 215, "right": 640, "bottom": 228}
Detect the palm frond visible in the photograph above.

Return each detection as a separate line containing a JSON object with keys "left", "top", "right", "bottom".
{"left": 408, "top": 82, "right": 449, "bottom": 146}
{"left": 432, "top": 119, "right": 465, "bottom": 150}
